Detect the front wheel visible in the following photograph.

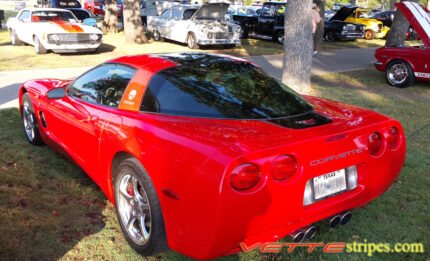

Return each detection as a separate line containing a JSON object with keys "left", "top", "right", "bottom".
{"left": 186, "top": 32, "right": 198, "bottom": 49}
{"left": 10, "top": 29, "right": 23, "bottom": 46}
{"left": 114, "top": 158, "right": 167, "bottom": 256}
{"left": 22, "top": 93, "right": 44, "bottom": 146}
{"left": 324, "top": 31, "right": 336, "bottom": 42}
{"left": 364, "top": 30, "right": 375, "bottom": 40}
{"left": 385, "top": 60, "right": 415, "bottom": 88}
{"left": 34, "top": 36, "right": 47, "bottom": 54}
{"left": 153, "top": 30, "right": 162, "bottom": 41}
{"left": 275, "top": 31, "right": 284, "bottom": 44}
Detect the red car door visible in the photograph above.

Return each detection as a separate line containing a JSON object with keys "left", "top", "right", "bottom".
{"left": 43, "top": 64, "right": 137, "bottom": 179}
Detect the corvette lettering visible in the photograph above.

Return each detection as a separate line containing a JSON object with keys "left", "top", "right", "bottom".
{"left": 310, "top": 148, "right": 364, "bottom": 166}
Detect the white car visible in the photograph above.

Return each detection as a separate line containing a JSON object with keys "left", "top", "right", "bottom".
{"left": 147, "top": 2, "right": 241, "bottom": 49}
{"left": 6, "top": 8, "right": 103, "bottom": 54}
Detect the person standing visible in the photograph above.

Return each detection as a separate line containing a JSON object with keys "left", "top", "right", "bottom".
{"left": 311, "top": 3, "right": 322, "bottom": 56}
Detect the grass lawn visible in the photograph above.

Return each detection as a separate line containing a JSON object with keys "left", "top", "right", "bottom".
{"left": 0, "top": 69, "right": 429, "bottom": 260}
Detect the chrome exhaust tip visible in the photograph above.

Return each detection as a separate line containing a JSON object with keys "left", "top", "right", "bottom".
{"left": 340, "top": 212, "right": 352, "bottom": 225}
{"left": 302, "top": 225, "right": 317, "bottom": 240}
{"left": 289, "top": 230, "right": 305, "bottom": 242}
{"left": 328, "top": 215, "right": 341, "bottom": 228}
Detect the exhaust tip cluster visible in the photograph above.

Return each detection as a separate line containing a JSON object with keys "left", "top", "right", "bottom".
{"left": 289, "top": 211, "right": 351, "bottom": 242}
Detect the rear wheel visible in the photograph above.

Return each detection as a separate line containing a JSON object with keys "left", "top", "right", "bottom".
{"left": 114, "top": 158, "right": 168, "bottom": 256}
{"left": 364, "top": 30, "right": 375, "bottom": 40}
{"left": 10, "top": 29, "right": 23, "bottom": 46}
{"left": 385, "top": 60, "right": 415, "bottom": 88}
{"left": 22, "top": 93, "right": 44, "bottom": 146}
{"left": 186, "top": 32, "right": 198, "bottom": 49}
{"left": 34, "top": 36, "right": 47, "bottom": 54}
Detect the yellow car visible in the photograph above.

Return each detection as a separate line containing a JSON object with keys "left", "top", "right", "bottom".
{"left": 345, "top": 8, "right": 390, "bottom": 40}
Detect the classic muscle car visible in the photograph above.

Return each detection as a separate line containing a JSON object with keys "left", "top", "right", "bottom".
{"left": 146, "top": 2, "right": 241, "bottom": 49}
{"left": 345, "top": 7, "right": 390, "bottom": 40}
{"left": 6, "top": 8, "right": 102, "bottom": 54}
{"left": 324, "top": 5, "right": 365, "bottom": 42}
{"left": 374, "top": 2, "right": 430, "bottom": 88}
{"left": 20, "top": 52, "right": 406, "bottom": 259}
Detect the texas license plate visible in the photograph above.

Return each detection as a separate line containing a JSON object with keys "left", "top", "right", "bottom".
{"left": 313, "top": 169, "right": 347, "bottom": 200}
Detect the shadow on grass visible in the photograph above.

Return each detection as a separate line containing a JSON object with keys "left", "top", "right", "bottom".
{"left": 0, "top": 108, "right": 107, "bottom": 260}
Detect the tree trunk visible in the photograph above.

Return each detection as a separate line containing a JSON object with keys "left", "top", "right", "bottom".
{"left": 282, "top": 0, "right": 313, "bottom": 94}
{"left": 123, "top": 0, "right": 148, "bottom": 44}
{"left": 389, "top": 0, "right": 397, "bottom": 10}
{"left": 350, "top": 0, "right": 356, "bottom": 5}
{"left": 385, "top": 0, "right": 417, "bottom": 47}
{"left": 102, "top": 0, "right": 118, "bottom": 34}
{"left": 314, "top": 0, "right": 325, "bottom": 52}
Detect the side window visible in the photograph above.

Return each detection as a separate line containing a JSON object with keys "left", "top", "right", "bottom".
{"left": 68, "top": 64, "right": 136, "bottom": 107}
{"left": 171, "top": 9, "right": 181, "bottom": 20}
{"left": 161, "top": 9, "right": 171, "bottom": 19}
{"left": 19, "top": 11, "right": 31, "bottom": 22}
{"left": 183, "top": 9, "right": 196, "bottom": 20}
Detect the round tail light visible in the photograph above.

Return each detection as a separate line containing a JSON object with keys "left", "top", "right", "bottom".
{"left": 368, "top": 132, "right": 383, "bottom": 156}
{"left": 387, "top": 126, "right": 400, "bottom": 150}
{"left": 271, "top": 155, "right": 297, "bottom": 181}
{"left": 230, "top": 163, "right": 261, "bottom": 191}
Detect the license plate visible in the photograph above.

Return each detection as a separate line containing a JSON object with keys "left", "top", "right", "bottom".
{"left": 313, "top": 169, "right": 347, "bottom": 200}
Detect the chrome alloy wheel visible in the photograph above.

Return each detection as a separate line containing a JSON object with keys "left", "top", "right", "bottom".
{"left": 388, "top": 63, "right": 408, "bottom": 85}
{"left": 23, "top": 101, "right": 35, "bottom": 141}
{"left": 118, "top": 174, "right": 152, "bottom": 245}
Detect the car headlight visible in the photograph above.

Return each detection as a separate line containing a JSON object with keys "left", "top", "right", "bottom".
{"left": 236, "top": 26, "right": 241, "bottom": 33}
{"left": 342, "top": 25, "right": 347, "bottom": 31}
{"left": 50, "top": 34, "right": 60, "bottom": 41}
{"left": 90, "top": 34, "right": 99, "bottom": 41}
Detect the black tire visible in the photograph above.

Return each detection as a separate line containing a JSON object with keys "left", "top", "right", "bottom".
{"left": 153, "top": 30, "right": 161, "bottom": 41}
{"left": 10, "top": 29, "right": 23, "bottom": 46}
{"left": 22, "top": 93, "right": 44, "bottom": 146}
{"left": 385, "top": 60, "right": 415, "bottom": 88}
{"left": 34, "top": 36, "right": 47, "bottom": 54}
{"left": 324, "top": 31, "right": 336, "bottom": 42}
{"left": 275, "top": 31, "right": 284, "bottom": 44}
{"left": 114, "top": 158, "right": 168, "bottom": 256}
{"left": 186, "top": 32, "right": 198, "bottom": 49}
{"left": 240, "top": 26, "right": 248, "bottom": 39}
{"left": 223, "top": 44, "right": 236, "bottom": 48}
{"left": 364, "top": 30, "right": 375, "bottom": 40}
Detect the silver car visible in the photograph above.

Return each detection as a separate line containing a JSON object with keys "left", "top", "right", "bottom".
{"left": 147, "top": 2, "right": 241, "bottom": 49}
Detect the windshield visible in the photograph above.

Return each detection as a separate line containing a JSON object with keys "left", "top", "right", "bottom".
{"left": 31, "top": 11, "right": 78, "bottom": 23}
{"left": 141, "top": 54, "right": 313, "bottom": 119}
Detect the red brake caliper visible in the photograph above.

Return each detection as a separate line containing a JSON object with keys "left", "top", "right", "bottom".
{"left": 127, "top": 182, "right": 134, "bottom": 197}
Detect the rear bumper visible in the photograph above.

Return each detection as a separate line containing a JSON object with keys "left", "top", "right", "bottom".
{"left": 166, "top": 119, "right": 406, "bottom": 259}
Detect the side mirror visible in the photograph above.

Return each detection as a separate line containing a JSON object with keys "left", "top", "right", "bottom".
{"left": 47, "top": 87, "right": 66, "bottom": 99}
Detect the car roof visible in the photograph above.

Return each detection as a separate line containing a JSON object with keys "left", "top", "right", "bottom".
{"left": 22, "top": 8, "right": 73, "bottom": 12}
{"left": 108, "top": 53, "right": 249, "bottom": 73}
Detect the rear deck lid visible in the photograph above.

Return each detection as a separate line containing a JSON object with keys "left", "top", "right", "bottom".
{"left": 396, "top": 1, "right": 430, "bottom": 47}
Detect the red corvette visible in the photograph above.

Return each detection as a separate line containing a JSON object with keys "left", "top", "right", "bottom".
{"left": 374, "top": 1, "right": 430, "bottom": 88}
{"left": 19, "top": 53, "right": 406, "bottom": 259}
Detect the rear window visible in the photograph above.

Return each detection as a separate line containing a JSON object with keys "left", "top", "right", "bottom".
{"left": 140, "top": 56, "right": 313, "bottom": 119}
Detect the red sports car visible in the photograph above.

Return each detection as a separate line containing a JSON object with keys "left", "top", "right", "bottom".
{"left": 19, "top": 53, "right": 406, "bottom": 259}
{"left": 374, "top": 1, "right": 430, "bottom": 88}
